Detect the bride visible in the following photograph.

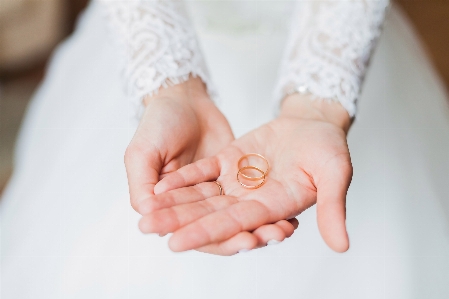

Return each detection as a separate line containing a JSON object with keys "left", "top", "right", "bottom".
{"left": 2, "top": 0, "right": 449, "bottom": 297}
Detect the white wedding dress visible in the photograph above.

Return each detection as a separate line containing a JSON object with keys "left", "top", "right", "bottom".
{"left": 2, "top": 1, "right": 449, "bottom": 298}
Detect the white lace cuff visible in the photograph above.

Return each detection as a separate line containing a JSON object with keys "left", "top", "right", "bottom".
{"left": 274, "top": 0, "right": 390, "bottom": 117}
{"left": 99, "top": 0, "right": 216, "bottom": 117}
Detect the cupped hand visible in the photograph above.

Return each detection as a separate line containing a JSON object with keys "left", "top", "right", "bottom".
{"left": 125, "top": 77, "right": 234, "bottom": 213}
{"left": 138, "top": 95, "right": 353, "bottom": 254}
{"left": 125, "top": 78, "right": 300, "bottom": 254}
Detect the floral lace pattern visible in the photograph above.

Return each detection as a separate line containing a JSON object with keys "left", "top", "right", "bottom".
{"left": 99, "top": 0, "right": 215, "bottom": 116}
{"left": 274, "top": 0, "right": 390, "bottom": 117}
{"left": 99, "top": 0, "right": 389, "bottom": 118}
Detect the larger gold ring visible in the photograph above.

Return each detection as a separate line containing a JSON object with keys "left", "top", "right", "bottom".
{"left": 237, "top": 153, "right": 269, "bottom": 181}
{"left": 237, "top": 166, "right": 266, "bottom": 189}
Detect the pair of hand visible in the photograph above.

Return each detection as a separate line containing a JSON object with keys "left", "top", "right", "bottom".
{"left": 125, "top": 77, "right": 353, "bottom": 255}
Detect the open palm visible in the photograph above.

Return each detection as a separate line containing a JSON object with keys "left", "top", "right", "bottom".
{"left": 138, "top": 116, "right": 353, "bottom": 254}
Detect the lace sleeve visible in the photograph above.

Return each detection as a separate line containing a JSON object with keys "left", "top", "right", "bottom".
{"left": 274, "top": 0, "right": 390, "bottom": 117}
{"left": 98, "top": 0, "right": 215, "bottom": 116}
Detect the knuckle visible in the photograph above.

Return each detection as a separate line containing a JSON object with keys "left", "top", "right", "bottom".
{"left": 340, "top": 159, "right": 353, "bottom": 177}
{"left": 124, "top": 145, "right": 135, "bottom": 165}
{"left": 330, "top": 153, "right": 353, "bottom": 177}
{"left": 130, "top": 198, "right": 140, "bottom": 212}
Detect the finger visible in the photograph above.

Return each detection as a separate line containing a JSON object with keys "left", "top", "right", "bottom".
{"left": 168, "top": 200, "right": 280, "bottom": 252}
{"left": 139, "top": 195, "right": 238, "bottom": 236}
{"left": 195, "top": 232, "right": 258, "bottom": 256}
{"left": 138, "top": 182, "right": 222, "bottom": 215}
{"left": 195, "top": 220, "right": 298, "bottom": 255}
{"left": 251, "top": 223, "right": 288, "bottom": 247}
{"left": 286, "top": 217, "right": 299, "bottom": 230}
{"left": 274, "top": 219, "right": 297, "bottom": 238}
{"left": 154, "top": 156, "right": 220, "bottom": 194}
{"left": 316, "top": 155, "right": 352, "bottom": 253}
{"left": 124, "top": 144, "right": 162, "bottom": 213}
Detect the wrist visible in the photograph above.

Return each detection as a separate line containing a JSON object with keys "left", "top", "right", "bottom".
{"left": 142, "top": 76, "right": 228, "bottom": 134}
{"left": 143, "top": 76, "right": 210, "bottom": 107}
{"left": 279, "top": 94, "right": 352, "bottom": 133}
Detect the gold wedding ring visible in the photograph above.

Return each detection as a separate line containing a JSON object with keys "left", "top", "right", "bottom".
{"left": 213, "top": 181, "right": 224, "bottom": 195}
{"left": 237, "top": 166, "right": 266, "bottom": 189}
{"left": 237, "top": 153, "right": 270, "bottom": 181}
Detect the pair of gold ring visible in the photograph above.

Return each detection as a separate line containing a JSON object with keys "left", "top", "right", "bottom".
{"left": 237, "top": 153, "right": 269, "bottom": 189}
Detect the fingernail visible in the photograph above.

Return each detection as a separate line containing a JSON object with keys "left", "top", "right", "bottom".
{"left": 238, "top": 249, "right": 251, "bottom": 254}
{"left": 267, "top": 239, "right": 281, "bottom": 246}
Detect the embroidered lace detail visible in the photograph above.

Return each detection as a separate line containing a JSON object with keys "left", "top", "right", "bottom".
{"left": 99, "top": 0, "right": 215, "bottom": 116}
{"left": 274, "top": 0, "right": 390, "bottom": 117}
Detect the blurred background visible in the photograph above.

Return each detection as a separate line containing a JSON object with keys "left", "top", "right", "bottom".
{"left": 0, "top": 0, "right": 448, "bottom": 192}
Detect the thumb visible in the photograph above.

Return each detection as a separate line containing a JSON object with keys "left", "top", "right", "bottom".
{"left": 124, "top": 143, "right": 162, "bottom": 214}
{"left": 315, "top": 154, "right": 352, "bottom": 252}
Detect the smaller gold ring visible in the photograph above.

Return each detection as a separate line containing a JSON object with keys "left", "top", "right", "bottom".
{"left": 237, "top": 166, "right": 266, "bottom": 189}
{"left": 237, "top": 153, "right": 269, "bottom": 181}
{"left": 213, "top": 181, "right": 224, "bottom": 195}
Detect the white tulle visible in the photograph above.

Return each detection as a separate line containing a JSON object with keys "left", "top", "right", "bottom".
{"left": 274, "top": 0, "right": 390, "bottom": 117}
